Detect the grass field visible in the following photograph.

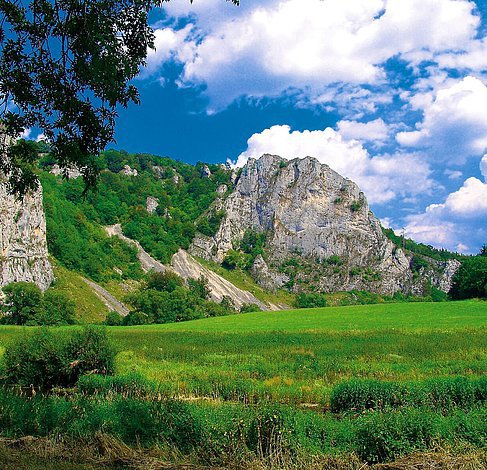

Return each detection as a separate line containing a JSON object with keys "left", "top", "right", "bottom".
{"left": 0, "top": 300, "right": 485, "bottom": 467}
{"left": 1, "top": 300, "right": 485, "bottom": 405}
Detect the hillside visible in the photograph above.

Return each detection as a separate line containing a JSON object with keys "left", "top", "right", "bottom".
{"left": 2, "top": 144, "right": 482, "bottom": 325}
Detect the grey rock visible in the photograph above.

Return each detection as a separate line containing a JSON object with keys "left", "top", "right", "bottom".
{"left": 201, "top": 164, "right": 211, "bottom": 178}
{"left": 250, "top": 255, "right": 289, "bottom": 291}
{"left": 152, "top": 166, "right": 166, "bottom": 179}
{"left": 216, "top": 184, "right": 228, "bottom": 195}
{"left": 50, "top": 164, "right": 82, "bottom": 179}
{"left": 190, "top": 154, "right": 430, "bottom": 295}
{"left": 0, "top": 135, "right": 53, "bottom": 291}
{"left": 146, "top": 196, "right": 159, "bottom": 214}
{"left": 120, "top": 165, "right": 138, "bottom": 177}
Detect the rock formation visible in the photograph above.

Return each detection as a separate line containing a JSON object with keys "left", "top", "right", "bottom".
{"left": 120, "top": 165, "right": 138, "bottom": 177}
{"left": 146, "top": 196, "right": 159, "bottom": 214}
{"left": 191, "top": 154, "right": 457, "bottom": 295}
{"left": 0, "top": 134, "right": 53, "bottom": 291}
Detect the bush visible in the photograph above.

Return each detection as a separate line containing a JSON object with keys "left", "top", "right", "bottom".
{"left": 450, "top": 256, "right": 487, "bottom": 299}
{"left": 0, "top": 282, "right": 42, "bottom": 325}
{"left": 1, "top": 327, "right": 115, "bottom": 390}
{"left": 105, "top": 311, "right": 123, "bottom": 326}
{"left": 222, "top": 249, "right": 252, "bottom": 270}
{"left": 187, "top": 276, "right": 211, "bottom": 300}
{"left": 37, "top": 290, "right": 76, "bottom": 325}
{"left": 240, "top": 303, "right": 262, "bottom": 313}
{"left": 146, "top": 270, "right": 183, "bottom": 293}
{"left": 122, "top": 311, "right": 153, "bottom": 325}
{"left": 295, "top": 293, "right": 327, "bottom": 308}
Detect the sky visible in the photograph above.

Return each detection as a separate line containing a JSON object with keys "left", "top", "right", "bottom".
{"left": 112, "top": 0, "right": 487, "bottom": 254}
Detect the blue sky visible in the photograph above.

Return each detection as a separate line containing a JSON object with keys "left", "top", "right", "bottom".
{"left": 112, "top": 0, "right": 487, "bottom": 254}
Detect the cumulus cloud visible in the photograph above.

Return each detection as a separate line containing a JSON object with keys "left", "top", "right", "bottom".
{"left": 141, "top": 25, "right": 193, "bottom": 77}
{"left": 337, "top": 118, "right": 389, "bottom": 144}
{"left": 153, "top": 0, "right": 479, "bottom": 109}
{"left": 230, "top": 125, "right": 433, "bottom": 204}
{"left": 404, "top": 156, "right": 487, "bottom": 252}
{"left": 396, "top": 76, "right": 487, "bottom": 163}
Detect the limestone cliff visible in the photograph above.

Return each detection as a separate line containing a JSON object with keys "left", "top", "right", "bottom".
{"left": 0, "top": 135, "right": 53, "bottom": 291}
{"left": 190, "top": 154, "right": 456, "bottom": 295}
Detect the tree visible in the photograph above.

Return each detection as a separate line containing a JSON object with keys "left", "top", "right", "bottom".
{"left": 449, "top": 255, "right": 487, "bottom": 299}
{"left": 0, "top": 0, "right": 239, "bottom": 195}
{"left": 1, "top": 281, "right": 43, "bottom": 324}
{"left": 37, "top": 290, "right": 76, "bottom": 325}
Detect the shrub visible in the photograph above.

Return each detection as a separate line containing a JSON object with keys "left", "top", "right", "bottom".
{"left": 350, "top": 200, "right": 362, "bottom": 212}
{"left": 295, "top": 293, "right": 327, "bottom": 308}
{"left": 37, "top": 290, "right": 76, "bottom": 325}
{"left": 122, "top": 311, "right": 153, "bottom": 325}
{"left": 105, "top": 311, "right": 123, "bottom": 326}
{"left": 240, "top": 303, "right": 262, "bottom": 313}
{"left": 2, "top": 327, "right": 115, "bottom": 390}
{"left": 450, "top": 255, "right": 487, "bottom": 299}
{"left": 146, "top": 270, "right": 183, "bottom": 292}
{"left": 0, "top": 282, "right": 42, "bottom": 325}
{"left": 187, "top": 276, "right": 211, "bottom": 300}
{"left": 222, "top": 249, "right": 252, "bottom": 270}
{"left": 431, "top": 287, "right": 448, "bottom": 302}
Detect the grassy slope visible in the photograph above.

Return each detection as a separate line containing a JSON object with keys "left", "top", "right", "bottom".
{"left": 114, "top": 299, "right": 487, "bottom": 332}
{"left": 50, "top": 260, "right": 108, "bottom": 323}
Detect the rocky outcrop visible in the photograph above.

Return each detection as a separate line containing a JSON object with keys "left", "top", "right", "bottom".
{"left": 0, "top": 135, "right": 53, "bottom": 291}
{"left": 120, "top": 165, "right": 138, "bottom": 177}
{"left": 201, "top": 165, "right": 211, "bottom": 178}
{"left": 190, "top": 154, "right": 426, "bottom": 295}
{"left": 50, "top": 164, "right": 81, "bottom": 179}
{"left": 146, "top": 196, "right": 159, "bottom": 214}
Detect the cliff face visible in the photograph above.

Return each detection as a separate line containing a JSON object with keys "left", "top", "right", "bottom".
{"left": 190, "top": 154, "right": 456, "bottom": 295}
{"left": 0, "top": 135, "right": 53, "bottom": 291}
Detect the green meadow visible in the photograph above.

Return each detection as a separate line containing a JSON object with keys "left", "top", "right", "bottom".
{"left": 0, "top": 300, "right": 485, "bottom": 467}
{"left": 1, "top": 300, "right": 485, "bottom": 406}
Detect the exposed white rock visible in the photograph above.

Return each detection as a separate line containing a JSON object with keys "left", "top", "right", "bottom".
{"left": 250, "top": 255, "right": 289, "bottom": 292}
{"left": 146, "top": 196, "right": 159, "bottom": 214}
{"left": 50, "top": 164, "right": 82, "bottom": 179}
{"left": 106, "top": 224, "right": 270, "bottom": 310}
{"left": 201, "top": 164, "right": 211, "bottom": 178}
{"left": 0, "top": 134, "right": 53, "bottom": 291}
{"left": 191, "top": 154, "right": 418, "bottom": 295}
{"left": 216, "top": 184, "right": 228, "bottom": 195}
{"left": 120, "top": 165, "right": 138, "bottom": 176}
{"left": 152, "top": 165, "right": 166, "bottom": 179}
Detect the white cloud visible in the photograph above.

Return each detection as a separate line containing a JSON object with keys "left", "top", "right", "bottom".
{"left": 19, "top": 128, "right": 31, "bottom": 139}
{"left": 153, "top": 0, "right": 480, "bottom": 109}
{"left": 231, "top": 125, "right": 433, "bottom": 204}
{"left": 142, "top": 25, "right": 193, "bottom": 77}
{"left": 397, "top": 76, "right": 487, "bottom": 163}
{"left": 404, "top": 157, "right": 487, "bottom": 252}
{"left": 337, "top": 118, "right": 389, "bottom": 144}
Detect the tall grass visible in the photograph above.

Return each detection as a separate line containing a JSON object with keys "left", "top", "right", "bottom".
{"left": 0, "top": 387, "right": 484, "bottom": 465}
